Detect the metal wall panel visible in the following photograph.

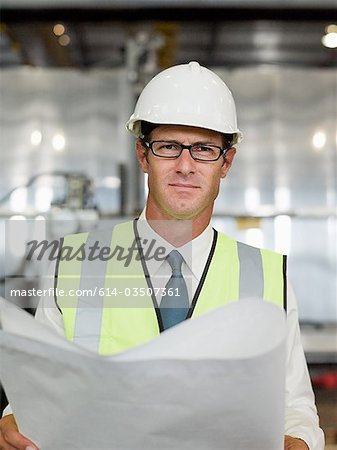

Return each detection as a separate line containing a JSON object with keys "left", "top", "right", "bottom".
{"left": 0, "top": 68, "right": 133, "bottom": 213}
{"left": 214, "top": 67, "right": 337, "bottom": 324}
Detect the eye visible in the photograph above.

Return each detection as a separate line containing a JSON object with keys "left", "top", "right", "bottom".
{"left": 194, "top": 145, "right": 216, "bottom": 153}
{"left": 162, "top": 143, "right": 180, "bottom": 150}
{"left": 155, "top": 142, "right": 181, "bottom": 151}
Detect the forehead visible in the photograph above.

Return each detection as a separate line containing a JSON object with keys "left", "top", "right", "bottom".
{"left": 150, "top": 124, "right": 223, "bottom": 144}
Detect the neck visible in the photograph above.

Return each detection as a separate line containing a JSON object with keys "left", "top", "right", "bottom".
{"left": 144, "top": 204, "right": 212, "bottom": 247}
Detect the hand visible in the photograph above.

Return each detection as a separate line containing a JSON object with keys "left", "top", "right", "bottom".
{"left": 284, "top": 435, "right": 309, "bottom": 449}
{"left": 0, "top": 414, "right": 38, "bottom": 450}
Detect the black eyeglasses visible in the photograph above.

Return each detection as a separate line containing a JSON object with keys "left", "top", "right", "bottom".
{"left": 142, "top": 141, "right": 229, "bottom": 162}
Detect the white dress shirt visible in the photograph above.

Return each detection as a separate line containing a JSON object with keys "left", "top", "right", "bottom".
{"left": 136, "top": 210, "right": 213, "bottom": 306}
{"left": 3, "top": 215, "right": 325, "bottom": 450}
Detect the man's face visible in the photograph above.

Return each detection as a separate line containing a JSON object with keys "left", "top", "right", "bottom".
{"left": 136, "top": 124, "right": 236, "bottom": 222}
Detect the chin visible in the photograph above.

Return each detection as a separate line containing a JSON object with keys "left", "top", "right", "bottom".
{"left": 168, "top": 206, "right": 201, "bottom": 220}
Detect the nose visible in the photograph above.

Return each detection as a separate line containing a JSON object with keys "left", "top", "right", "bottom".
{"left": 174, "top": 148, "right": 196, "bottom": 175}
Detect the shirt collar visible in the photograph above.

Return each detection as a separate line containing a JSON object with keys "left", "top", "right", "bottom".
{"left": 136, "top": 208, "right": 213, "bottom": 280}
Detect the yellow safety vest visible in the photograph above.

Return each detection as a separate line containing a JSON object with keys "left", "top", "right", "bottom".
{"left": 56, "top": 219, "right": 286, "bottom": 355}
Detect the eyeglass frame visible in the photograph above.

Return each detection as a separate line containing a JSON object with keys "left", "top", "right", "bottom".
{"left": 141, "top": 140, "right": 232, "bottom": 162}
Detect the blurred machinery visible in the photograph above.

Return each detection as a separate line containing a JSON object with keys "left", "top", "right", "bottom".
{"left": 0, "top": 171, "right": 97, "bottom": 212}
{"left": 0, "top": 172, "right": 100, "bottom": 308}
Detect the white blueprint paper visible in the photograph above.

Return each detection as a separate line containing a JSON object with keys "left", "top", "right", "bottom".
{"left": 0, "top": 297, "right": 286, "bottom": 450}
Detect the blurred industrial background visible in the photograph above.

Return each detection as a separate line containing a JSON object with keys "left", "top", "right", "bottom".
{"left": 0, "top": 0, "right": 336, "bottom": 445}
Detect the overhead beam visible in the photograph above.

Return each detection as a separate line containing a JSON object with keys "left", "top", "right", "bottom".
{"left": 1, "top": 7, "right": 336, "bottom": 23}
{"left": 0, "top": 0, "right": 336, "bottom": 8}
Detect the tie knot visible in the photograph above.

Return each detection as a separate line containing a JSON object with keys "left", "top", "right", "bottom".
{"left": 166, "top": 250, "right": 183, "bottom": 275}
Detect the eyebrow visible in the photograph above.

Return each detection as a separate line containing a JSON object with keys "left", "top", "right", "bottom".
{"left": 153, "top": 139, "right": 222, "bottom": 146}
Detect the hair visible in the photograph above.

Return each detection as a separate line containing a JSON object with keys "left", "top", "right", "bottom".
{"left": 141, "top": 121, "right": 159, "bottom": 142}
{"left": 140, "top": 121, "right": 234, "bottom": 149}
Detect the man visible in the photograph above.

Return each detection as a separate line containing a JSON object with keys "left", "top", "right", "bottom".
{"left": 0, "top": 61, "right": 324, "bottom": 449}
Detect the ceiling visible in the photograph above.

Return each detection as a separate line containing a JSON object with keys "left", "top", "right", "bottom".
{"left": 0, "top": 2, "right": 336, "bottom": 69}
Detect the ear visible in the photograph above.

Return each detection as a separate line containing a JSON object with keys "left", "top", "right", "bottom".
{"left": 220, "top": 147, "right": 236, "bottom": 179}
{"left": 136, "top": 140, "right": 149, "bottom": 174}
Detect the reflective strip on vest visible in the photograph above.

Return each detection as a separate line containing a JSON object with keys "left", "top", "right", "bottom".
{"left": 237, "top": 241, "right": 264, "bottom": 298}
{"left": 56, "top": 220, "right": 286, "bottom": 355}
{"left": 73, "top": 227, "right": 113, "bottom": 352}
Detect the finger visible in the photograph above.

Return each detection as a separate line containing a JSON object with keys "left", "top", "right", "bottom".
{"left": 0, "top": 440, "right": 20, "bottom": 450}
{"left": 0, "top": 428, "right": 38, "bottom": 450}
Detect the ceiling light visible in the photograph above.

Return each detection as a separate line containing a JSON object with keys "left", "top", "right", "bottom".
{"left": 52, "top": 133, "right": 66, "bottom": 151}
{"left": 30, "top": 130, "right": 42, "bottom": 146}
{"left": 58, "top": 34, "right": 70, "bottom": 47}
{"left": 53, "top": 23, "right": 65, "bottom": 36}
{"left": 325, "top": 24, "right": 337, "bottom": 34}
{"left": 312, "top": 131, "right": 326, "bottom": 150}
{"left": 322, "top": 32, "right": 337, "bottom": 49}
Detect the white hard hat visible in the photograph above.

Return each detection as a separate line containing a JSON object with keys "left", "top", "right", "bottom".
{"left": 126, "top": 61, "right": 243, "bottom": 144}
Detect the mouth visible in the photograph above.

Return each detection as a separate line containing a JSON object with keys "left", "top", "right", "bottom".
{"left": 169, "top": 183, "right": 200, "bottom": 189}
